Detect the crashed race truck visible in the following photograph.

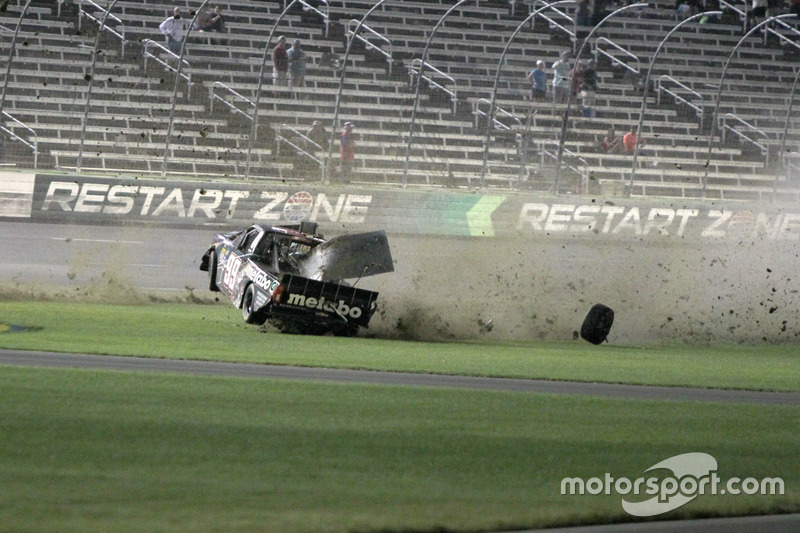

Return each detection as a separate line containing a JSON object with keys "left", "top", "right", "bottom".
{"left": 199, "top": 222, "right": 394, "bottom": 336}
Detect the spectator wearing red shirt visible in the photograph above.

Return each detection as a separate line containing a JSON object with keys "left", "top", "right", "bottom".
{"left": 272, "top": 35, "right": 288, "bottom": 86}
{"left": 339, "top": 122, "right": 356, "bottom": 182}
{"left": 622, "top": 125, "right": 645, "bottom": 155}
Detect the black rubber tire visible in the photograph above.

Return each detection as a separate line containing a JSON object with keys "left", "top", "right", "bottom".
{"left": 242, "top": 284, "right": 267, "bottom": 325}
{"left": 208, "top": 250, "right": 219, "bottom": 292}
{"left": 580, "top": 304, "right": 614, "bottom": 345}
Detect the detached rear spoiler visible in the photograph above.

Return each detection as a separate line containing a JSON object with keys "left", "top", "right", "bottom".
{"left": 297, "top": 230, "right": 394, "bottom": 282}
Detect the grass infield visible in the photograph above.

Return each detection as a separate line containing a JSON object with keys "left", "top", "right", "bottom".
{"left": 0, "top": 301, "right": 798, "bottom": 532}
{"left": 1, "top": 366, "right": 798, "bottom": 533}
{"left": 0, "top": 301, "right": 799, "bottom": 391}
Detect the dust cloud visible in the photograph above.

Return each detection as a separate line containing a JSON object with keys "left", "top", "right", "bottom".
{"left": 3, "top": 229, "right": 798, "bottom": 345}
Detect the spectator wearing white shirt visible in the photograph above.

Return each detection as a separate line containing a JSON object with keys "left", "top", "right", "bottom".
{"left": 159, "top": 7, "right": 188, "bottom": 55}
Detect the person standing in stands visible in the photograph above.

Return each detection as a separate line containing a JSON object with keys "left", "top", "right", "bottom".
{"left": 196, "top": 5, "right": 225, "bottom": 32}
{"left": 623, "top": 125, "right": 645, "bottom": 155}
{"left": 272, "top": 35, "right": 289, "bottom": 86}
{"left": 552, "top": 51, "right": 572, "bottom": 105}
{"left": 159, "top": 7, "right": 188, "bottom": 55}
{"left": 528, "top": 60, "right": 547, "bottom": 100}
{"left": 339, "top": 122, "right": 356, "bottom": 183}
{"left": 287, "top": 39, "right": 307, "bottom": 88}
{"left": 306, "top": 120, "right": 327, "bottom": 151}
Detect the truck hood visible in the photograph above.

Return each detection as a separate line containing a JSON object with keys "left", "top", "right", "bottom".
{"left": 297, "top": 230, "right": 394, "bottom": 282}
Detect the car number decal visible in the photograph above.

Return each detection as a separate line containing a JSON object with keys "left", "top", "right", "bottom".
{"left": 222, "top": 253, "right": 243, "bottom": 293}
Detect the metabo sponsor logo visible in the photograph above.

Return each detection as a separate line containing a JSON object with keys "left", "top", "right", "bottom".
{"left": 286, "top": 293, "right": 362, "bottom": 318}
{"left": 560, "top": 452, "right": 785, "bottom": 517}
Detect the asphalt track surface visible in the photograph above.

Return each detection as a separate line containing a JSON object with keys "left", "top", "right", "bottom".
{"left": 2, "top": 349, "right": 800, "bottom": 406}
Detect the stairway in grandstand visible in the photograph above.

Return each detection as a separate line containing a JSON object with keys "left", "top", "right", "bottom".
{"left": 0, "top": 0, "right": 798, "bottom": 200}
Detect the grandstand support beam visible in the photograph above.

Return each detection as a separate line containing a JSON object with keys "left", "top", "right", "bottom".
{"left": 702, "top": 14, "right": 798, "bottom": 199}
{"left": 402, "top": 0, "right": 469, "bottom": 188}
{"left": 777, "top": 65, "right": 800, "bottom": 190}
{"left": 479, "top": 0, "right": 575, "bottom": 189}
{"left": 77, "top": 0, "right": 121, "bottom": 174}
{"left": 0, "top": 0, "right": 33, "bottom": 123}
{"left": 323, "top": 0, "right": 393, "bottom": 184}
{"left": 553, "top": 2, "right": 646, "bottom": 195}
{"left": 245, "top": 0, "right": 300, "bottom": 181}
{"left": 628, "top": 10, "right": 721, "bottom": 196}
{"left": 161, "top": 0, "right": 210, "bottom": 178}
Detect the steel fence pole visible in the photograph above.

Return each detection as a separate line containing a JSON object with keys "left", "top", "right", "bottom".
{"left": 245, "top": 0, "right": 300, "bottom": 180}
{"left": 402, "top": 0, "right": 468, "bottom": 187}
{"left": 323, "top": 0, "right": 393, "bottom": 184}
{"left": 627, "top": 10, "right": 721, "bottom": 195}
{"left": 161, "top": 0, "right": 210, "bottom": 178}
{"left": 479, "top": 0, "right": 574, "bottom": 188}
{"left": 553, "top": 2, "right": 646, "bottom": 194}
{"left": 702, "top": 14, "right": 797, "bottom": 198}
{"left": 0, "top": 0, "right": 33, "bottom": 121}
{"left": 78, "top": 0, "right": 122, "bottom": 173}
{"left": 776, "top": 66, "right": 800, "bottom": 191}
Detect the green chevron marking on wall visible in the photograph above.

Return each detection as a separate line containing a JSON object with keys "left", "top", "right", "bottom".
{"left": 466, "top": 195, "right": 506, "bottom": 237}
{"left": 413, "top": 192, "right": 507, "bottom": 236}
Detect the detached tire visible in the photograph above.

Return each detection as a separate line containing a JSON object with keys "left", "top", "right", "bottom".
{"left": 580, "top": 304, "right": 614, "bottom": 345}
{"left": 242, "top": 284, "right": 267, "bottom": 325}
{"left": 208, "top": 250, "right": 220, "bottom": 292}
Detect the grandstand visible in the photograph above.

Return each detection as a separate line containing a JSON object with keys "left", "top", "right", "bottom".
{"left": 0, "top": 0, "right": 799, "bottom": 200}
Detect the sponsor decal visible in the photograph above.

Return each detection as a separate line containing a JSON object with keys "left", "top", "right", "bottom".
{"left": 38, "top": 180, "right": 371, "bottom": 223}
{"left": 283, "top": 191, "right": 314, "bottom": 222}
{"left": 517, "top": 203, "right": 800, "bottom": 240}
{"left": 561, "top": 452, "right": 785, "bottom": 517}
{"left": 285, "top": 293, "right": 363, "bottom": 319}
{"left": 254, "top": 191, "right": 370, "bottom": 223}
{"left": 243, "top": 263, "right": 279, "bottom": 294}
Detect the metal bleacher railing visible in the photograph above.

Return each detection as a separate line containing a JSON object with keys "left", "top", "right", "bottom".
{"left": 408, "top": 59, "right": 457, "bottom": 114}
{"left": 345, "top": 19, "right": 393, "bottom": 74}
{"left": 721, "top": 112, "right": 769, "bottom": 168}
{"left": 141, "top": 39, "right": 192, "bottom": 92}
{"left": 0, "top": 0, "right": 799, "bottom": 201}
{"left": 78, "top": 0, "right": 127, "bottom": 54}
{"left": 657, "top": 75, "right": 705, "bottom": 127}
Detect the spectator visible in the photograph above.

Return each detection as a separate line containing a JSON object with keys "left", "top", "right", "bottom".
{"left": 766, "top": 0, "right": 781, "bottom": 18}
{"left": 748, "top": 0, "right": 767, "bottom": 28}
{"left": 305, "top": 120, "right": 327, "bottom": 150}
{"left": 575, "top": 0, "right": 591, "bottom": 26}
{"left": 528, "top": 60, "right": 547, "bottom": 100}
{"left": 592, "top": 0, "right": 608, "bottom": 25}
{"left": 552, "top": 51, "right": 572, "bottom": 104}
{"left": 195, "top": 5, "right": 225, "bottom": 32}
{"left": 580, "top": 59, "right": 598, "bottom": 118}
{"left": 622, "top": 125, "right": 645, "bottom": 155}
{"left": 600, "top": 127, "right": 623, "bottom": 154}
{"left": 159, "top": 7, "right": 187, "bottom": 56}
{"left": 272, "top": 35, "right": 289, "bottom": 86}
{"left": 339, "top": 122, "right": 356, "bottom": 182}
{"left": 287, "top": 39, "right": 307, "bottom": 88}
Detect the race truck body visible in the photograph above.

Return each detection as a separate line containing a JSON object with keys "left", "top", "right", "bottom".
{"left": 199, "top": 222, "right": 393, "bottom": 335}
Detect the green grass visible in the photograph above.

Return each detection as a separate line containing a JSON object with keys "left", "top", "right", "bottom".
{"left": 1, "top": 366, "right": 798, "bottom": 533}
{"left": 1, "top": 301, "right": 799, "bottom": 392}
